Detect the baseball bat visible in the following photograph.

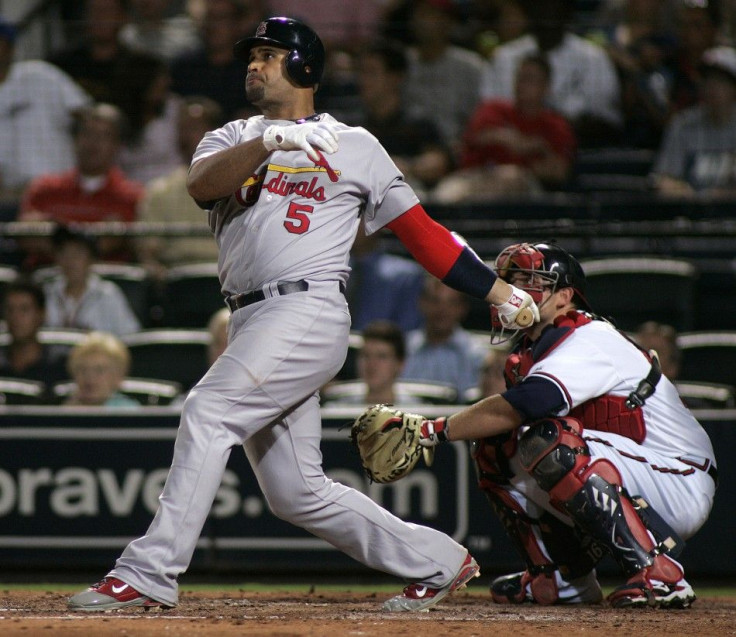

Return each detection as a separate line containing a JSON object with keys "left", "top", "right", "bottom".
{"left": 515, "top": 307, "right": 534, "bottom": 328}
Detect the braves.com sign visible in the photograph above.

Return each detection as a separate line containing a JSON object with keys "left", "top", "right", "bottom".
{"left": 0, "top": 407, "right": 479, "bottom": 571}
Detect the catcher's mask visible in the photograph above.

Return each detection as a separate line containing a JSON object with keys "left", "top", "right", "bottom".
{"left": 490, "top": 242, "right": 591, "bottom": 343}
{"left": 234, "top": 16, "right": 325, "bottom": 88}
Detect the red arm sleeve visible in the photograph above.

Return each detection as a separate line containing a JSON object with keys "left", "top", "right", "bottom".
{"left": 386, "top": 204, "right": 462, "bottom": 278}
{"left": 386, "top": 204, "right": 497, "bottom": 299}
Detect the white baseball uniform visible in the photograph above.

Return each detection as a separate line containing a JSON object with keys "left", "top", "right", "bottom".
{"left": 108, "top": 114, "right": 469, "bottom": 605}
{"left": 502, "top": 315, "right": 716, "bottom": 541}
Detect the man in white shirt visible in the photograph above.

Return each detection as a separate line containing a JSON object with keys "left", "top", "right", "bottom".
{"left": 480, "top": 0, "right": 622, "bottom": 148}
{"left": 0, "top": 18, "right": 91, "bottom": 195}
{"left": 42, "top": 226, "right": 141, "bottom": 336}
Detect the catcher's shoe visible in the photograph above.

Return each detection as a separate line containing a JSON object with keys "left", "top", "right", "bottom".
{"left": 608, "top": 571, "right": 695, "bottom": 609}
{"left": 68, "top": 577, "right": 173, "bottom": 612}
{"left": 382, "top": 553, "right": 480, "bottom": 612}
{"left": 491, "top": 570, "right": 603, "bottom": 605}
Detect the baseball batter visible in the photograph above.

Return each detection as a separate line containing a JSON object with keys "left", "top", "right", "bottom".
{"left": 68, "top": 17, "right": 538, "bottom": 613}
{"left": 416, "top": 242, "right": 717, "bottom": 608}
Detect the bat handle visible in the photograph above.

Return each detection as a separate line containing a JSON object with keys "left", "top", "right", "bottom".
{"left": 515, "top": 307, "right": 534, "bottom": 328}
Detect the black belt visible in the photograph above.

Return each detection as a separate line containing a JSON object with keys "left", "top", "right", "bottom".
{"left": 677, "top": 456, "right": 719, "bottom": 487}
{"left": 226, "top": 280, "right": 309, "bottom": 312}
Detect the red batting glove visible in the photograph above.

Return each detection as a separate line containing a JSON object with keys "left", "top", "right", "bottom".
{"left": 420, "top": 416, "right": 449, "bottom": 447}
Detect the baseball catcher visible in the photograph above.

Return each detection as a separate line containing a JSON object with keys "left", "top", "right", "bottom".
{"left": 352, "top": 242, "right": 716, "bottom": 610}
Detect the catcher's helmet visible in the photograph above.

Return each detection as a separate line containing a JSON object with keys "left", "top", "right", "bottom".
{"left": 490, "top": 242, "right": 591, "bottom": 343}
{"left": 495, "top": 242, "right": 591, "bottom": 311}
{"left": 233, "top": 16, "right": 325, "bottom": 88}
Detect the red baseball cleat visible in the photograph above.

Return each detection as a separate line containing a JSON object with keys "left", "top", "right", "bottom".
{"left": 67, "top": 577, "right": 173, "bottom": 611}
{"left": 382, "top": 552, "right": 480, "bottom": 612}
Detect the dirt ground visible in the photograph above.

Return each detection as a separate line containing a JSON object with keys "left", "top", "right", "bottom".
{"left": 0, "top": 588, "right": 734, "bottom": 637}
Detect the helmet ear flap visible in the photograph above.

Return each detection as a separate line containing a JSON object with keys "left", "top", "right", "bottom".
{"left": 285, "top": 49, "right": 311, "bottom": 86}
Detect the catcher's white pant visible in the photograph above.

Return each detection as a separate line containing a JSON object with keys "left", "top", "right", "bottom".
{"left": 506, "top": 429, "right": 716, "bottom": 541}
{"left": 109, "top": 281, "right": 466, "bottom": 606}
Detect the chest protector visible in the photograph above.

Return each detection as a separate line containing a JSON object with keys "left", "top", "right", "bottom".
{"left": 505, "top": 311, "right": 648, "bottom": 444}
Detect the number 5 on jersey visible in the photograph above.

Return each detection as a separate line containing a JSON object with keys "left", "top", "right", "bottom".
{"left": 284, "top": 202, "right": 314, "bottom": 234}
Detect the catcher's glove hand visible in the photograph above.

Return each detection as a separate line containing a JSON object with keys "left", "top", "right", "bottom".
{"left": 350, "top": 404, "right": 435, "bottom": 483}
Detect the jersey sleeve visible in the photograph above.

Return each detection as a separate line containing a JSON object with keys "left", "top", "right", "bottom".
{"left": 502, "top": 376, "right": 568, "bottom": 421}
{"left": 191, "top": 119, "right": 250, "bottom": 165}
{"left": 352, "top": 129, "right": 420, "bottom": 234}
{"left": 524, "top": 331, "right": 624, "bottom": 415}
{"left": 387, "top": 205, "right": 497, "bottom": 300}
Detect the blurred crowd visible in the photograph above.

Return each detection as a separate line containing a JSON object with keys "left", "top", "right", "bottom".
{"left": 2, "top": 0, "right": 736, "bottom": 206}
{"left": 1, "top": 0, "right": 736, "bottom": 407}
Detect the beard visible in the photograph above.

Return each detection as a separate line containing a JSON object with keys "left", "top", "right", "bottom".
{"left": 246, "top": 82, "right": 264, "bottom": 105}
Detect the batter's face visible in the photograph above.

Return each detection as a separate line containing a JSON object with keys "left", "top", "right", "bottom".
{"left": 246, "top": 46, "right": 293, "bottom": 107}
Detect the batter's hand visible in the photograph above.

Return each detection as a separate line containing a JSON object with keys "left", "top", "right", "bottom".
{"left": 263, "top": 121, "right": 339, "bottom": 161}
{"left": 494, "top": 285, "right": 540, "bottom": 329}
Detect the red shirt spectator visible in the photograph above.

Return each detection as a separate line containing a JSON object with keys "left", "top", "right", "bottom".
{"left": 18, "top": 103, "right": 142, "bottom": 266}
{"left": 21, "top": 166, "right": 141, "bottom": 225}
{"left": 460, "top": 99, "right": 576, "bottom": 170}
{"left": 432, "top": 54, "right": 576, "bottom": 203}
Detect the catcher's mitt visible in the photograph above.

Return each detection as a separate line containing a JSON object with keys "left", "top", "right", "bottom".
{"left": 350, "top": 404, "right": 434, "bottom": 483}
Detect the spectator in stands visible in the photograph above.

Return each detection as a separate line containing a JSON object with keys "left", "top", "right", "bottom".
{"left": 327, "top": 320, "right": 426, "bottom": 406}
{"left": 18, "top": 103, "right": 143, "bottom": 267}
{"left": 595, "top": 0, "right": 678, "bottom": 149}
{"left": 42, "top": 226, "right": 141, "bottom": 336}
{"left": 353, "top": 38, "right": 454, "bottom": 194}
{"left": 346, "top": 220, "right": 424, "bottom": 334}
{"left": 135, "top": 96, "right": 222, "bottom": 281}
{"left": 403, "top": 0, "right": 486, "bottom": 153}
{"left": 468, "top": 0, "right": 530, "bottom": 59}
{"left": 0, "top": 17, "right": 91, "bottom": 197}
{"left": 477, "top": 345, "right": 509, "bottom": 398}
{"left": 0, "top": 280, "right": 69, "bottom": 394}
{"left": 632, "top": 320, "right": 681, "bottom": 380}
{"left": 119, "top": 0, "right": 200, "bottom": 61}
{"left": 48, "top": 0, "right": 138, "bottom": 107}
{"left": 480, "top": 0, "right": 623, "bottom": 148}
{"left": 116, "top": 53, "right": 184, "bottom": 184}
{"left": 269, "top": 0, "right": 383, "bottom": 53}
{"left": 401, "top": 275, "right": 487, "bottom": 398}
{"left": 652, "top": 46, "right": 736, "bottom": 198}
{"left": 207, "top": 307, "right": 230, "bottom": 366}
{"left": 668, "top": 0, "right": 721, "bottom": 115}
{"left": 594, "top": 0, "right": 679, "bottom": 48}
{"left": 64, "top": 331, "right": 138, "bottom": 407}
{"left": 434, "top": 53, "right": 576, "bottom": 202}
{"left": 170, "top": 0, "right": 266, "bottom": 121}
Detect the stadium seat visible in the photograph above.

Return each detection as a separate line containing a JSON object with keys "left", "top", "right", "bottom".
{"left": 0, "top": 377, "right": 46, "bottom": 405}
{"left": 580, "top": 256, "right": 698, "bottom": 332}
{"left": 674, "top": 380, "right": 736, "bottom": 410}
{"left": 122, "top": 329, "right": 211, "bottom": 389}
{"left": 676, "top": 331, "right": 736, "bottom": 388}
{"left": 161, "top": 262, "right": 224, "bottom": 328}
{"left": 0, "top": 264, "right": 18, "bottom": 306}
{"left": 322, "top": 379, "right": 458, "bottom": 405}
{"left": 0, "top": 327, "right": 87, "bottom": 361}
{"left": 92, "top": 263, "right": 153, "bottom": 326}
{"left": 52, "top": 377, "right": 183, "bottom": 406}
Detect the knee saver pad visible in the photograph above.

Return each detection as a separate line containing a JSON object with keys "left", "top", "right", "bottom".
{"left": 518, "top": 417, "right": 589, "bottom": 492}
